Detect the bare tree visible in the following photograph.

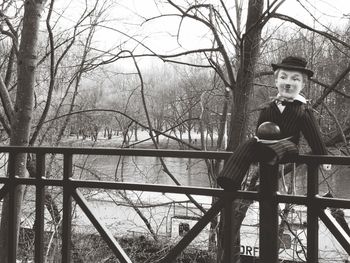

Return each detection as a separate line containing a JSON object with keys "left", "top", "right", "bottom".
{"left": 0, "top": 1, "right": 47, "bottom": 261}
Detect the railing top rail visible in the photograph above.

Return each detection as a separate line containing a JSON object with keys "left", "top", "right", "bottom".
{"left": 1, "top": 146, "right": 350, "bottom": 262}
{"left": 0, "top": 146, "right": 349, "bottom": 164}
{"left": 295, "top": 154, "right": 350, "bottom": 165}
{"left": 0, "top": 146, "right": 231, "bottom": 159}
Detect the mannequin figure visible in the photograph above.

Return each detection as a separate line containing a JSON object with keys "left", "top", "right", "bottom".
{"left": 217, "top": 56, "right": 331, "bottom": 190}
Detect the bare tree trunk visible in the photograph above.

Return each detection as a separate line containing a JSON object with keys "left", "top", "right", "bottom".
{"left": 227, "top": 1, "right": 263, "bottom": 149}
{"left": 218, "top": 1, "right": 264, "bottom": 262}
{"left": 0, "top": 1, "right": 46, "bottom": 261}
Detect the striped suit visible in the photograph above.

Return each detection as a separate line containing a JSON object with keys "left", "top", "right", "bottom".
{"left": 217, "top": 100, "right": 327, "bottom": 190}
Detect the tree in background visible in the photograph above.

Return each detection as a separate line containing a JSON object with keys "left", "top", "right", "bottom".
{"left": 0, "top": 1, "right": 47, "bottom": 261}
{"left": 0, "top": 0, "right": 350, "bottom": 262}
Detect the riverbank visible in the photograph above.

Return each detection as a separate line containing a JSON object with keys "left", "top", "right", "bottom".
{"left": 60, "top": 130, "right": 219, "bottom": 150}
{"left": 17, "top": 227, "right": 215, "bottom": 263}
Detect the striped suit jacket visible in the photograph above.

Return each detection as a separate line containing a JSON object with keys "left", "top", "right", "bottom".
{"left": 216, "top": 100, "right": 328, "bottom": 190}
{"left": 257, "top": 100, "right": 327, "bottom": 155}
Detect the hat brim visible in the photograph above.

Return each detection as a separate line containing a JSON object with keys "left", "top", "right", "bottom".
{"left": 271, "top": 63, "right": 314, "bottom": 78}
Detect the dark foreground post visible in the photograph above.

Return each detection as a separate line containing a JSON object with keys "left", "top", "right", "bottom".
{"left": 259, "top": 163, "right": 279, "bottom": 263}
{"left": 307, "top": 164, "right": 319, "bottom": 262}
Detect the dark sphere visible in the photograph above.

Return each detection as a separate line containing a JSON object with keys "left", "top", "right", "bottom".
{"left": 256, "top": 122, "right": 281, "bottom": 140}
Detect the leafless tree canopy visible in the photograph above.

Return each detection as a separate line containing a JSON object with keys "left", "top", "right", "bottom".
{"left": 0, "top": 0, "right": 349, "bottom": 262}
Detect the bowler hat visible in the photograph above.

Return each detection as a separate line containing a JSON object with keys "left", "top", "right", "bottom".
{"left": 271, "top": 56, "right": 314, "bottom": 78}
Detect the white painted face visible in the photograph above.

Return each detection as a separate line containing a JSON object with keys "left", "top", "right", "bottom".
{"left": 275, "top": 69, "right": 305, "bottom": 100}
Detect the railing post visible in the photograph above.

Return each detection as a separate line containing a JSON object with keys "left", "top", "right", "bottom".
{"left": 307, "top": 163, "right": 319, "bottom": 262}
{"left": 35, "top": 153, "right": 45, "bottom": 263}
{"left": 223, "top": 193, "right": 233, "bottom": 262}
{"left": 8, "top": 152, "right": 17, "bottom": 263}
{"left": 62, "top": 153, "right": 73, "bottom": 263}
{"left": 259, "top": 163, "right": 279, "bottom": 263}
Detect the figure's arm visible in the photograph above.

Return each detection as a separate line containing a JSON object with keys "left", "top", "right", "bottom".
{"left": 301, "top": 108, "right": 331, "bottom": 170}
{"left": 301, "top": 108, "right": 327, "bottom": 155}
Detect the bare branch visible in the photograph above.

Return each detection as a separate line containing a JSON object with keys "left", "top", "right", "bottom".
{"left": 271, "top": 13, "right": 350, "bottom": 49}
{"left": 0, "top": 111, "right": 10, "bottom": 135}
{"left": 322, "top": 101, "right": 348, "bottom": 147}
{"left": 165, "top": 1, "right": 236, "bottom": 88}
{"left": 312, "top": 63, "right": 350, "bottom": 108}
{"left": 82, "top": 46, "right": 214, "bottom": 70}
{"left": 4, "top": 46, "right": 15, "bottom": 87}
{"left": 0, "top": 75, "right": 14, "bottom": 123}
{"left": 311, "top": 78, "right": 350, "bottom": 99}
{"left": 219, "top": 0, "right": 240, "bottom": 41}
{"left": 0, "top": 10, "right": 19, "bottom": 53}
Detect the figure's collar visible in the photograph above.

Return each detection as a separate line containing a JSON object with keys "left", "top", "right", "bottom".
{"left": 276, "top": 93, "right": 307, "bottom": 104}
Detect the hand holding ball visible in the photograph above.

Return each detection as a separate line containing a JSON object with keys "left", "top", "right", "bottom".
{"left": 256, "top": 122, "right": 281, "bottom": 140}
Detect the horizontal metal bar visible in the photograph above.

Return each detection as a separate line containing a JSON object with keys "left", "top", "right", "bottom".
{"left": 4, "top": 176, "right": 350, "bottom": 209}
{"left": 0, "top": 177, "right": 64, "bottom": 186}
{"left": 276, "top": 194, "right": 307, "bottom": 205}
{"left": 71, "top": 179, "right": 251, "bottom": 197}
{"left": 73, "top": 189, "right": 132, "bottom": 263}
{"left": 295, "top": 154, "right": 350, "bottom": 165}
{"left": 0, "top": 146, "right": 231, "bottom": 159}
{"left": 316, "top": 196, "right": 350, "bottom": 209}
{"left": 277, "top": 194, "right": 350, "bottom": 209}
{"left": 0, "top": 146, "right": 349, "bottom": 165}
{"left": 73, "top": 180, "right": 259, "bottom": 199}
{"left": 278, "top": 195, "right": 350, "bottom": 210}
{"left": 5, "top": 176, "right": 350, "bottom": 208}
{"left": 0, "top": 176, "right": 258, "bottom": 198}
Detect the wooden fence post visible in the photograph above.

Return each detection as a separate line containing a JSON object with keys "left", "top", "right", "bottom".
{"left": 259, "top": 163, "right": 279, "bottom": 263}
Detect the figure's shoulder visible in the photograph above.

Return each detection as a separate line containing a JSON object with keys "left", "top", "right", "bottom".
{"left": 298, "top": 99, "right": 312, "bottom": 112}
{"left": 294, "top": 94, "right": 311, "bottom": 110}
{"left": 291, "top": 101, "right": 308, "bottom": 118}
{"left": 297, "top": 101, "right": 321, "bottom": 121}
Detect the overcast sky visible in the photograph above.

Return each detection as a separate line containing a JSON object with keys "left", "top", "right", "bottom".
{"left": 52, "top": 0, "right": 350, "bottom": 70}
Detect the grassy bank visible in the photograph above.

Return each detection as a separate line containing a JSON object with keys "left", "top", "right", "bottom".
{"left": 18, "top": 228, "right": 215, "bottom": 263}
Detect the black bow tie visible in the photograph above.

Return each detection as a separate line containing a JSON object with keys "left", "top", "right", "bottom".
{"left": 275, "top": 99, "right": 294, "bottom": 106}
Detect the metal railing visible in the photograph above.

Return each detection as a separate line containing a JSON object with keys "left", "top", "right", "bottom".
{"left": 0, "top": 146, "right": 349, "bottom": 263}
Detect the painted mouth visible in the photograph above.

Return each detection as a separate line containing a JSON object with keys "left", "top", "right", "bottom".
{"left": 283, "top": 87, "right": 293, "bottom": 92}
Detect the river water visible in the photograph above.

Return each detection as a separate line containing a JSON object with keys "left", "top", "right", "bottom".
{"left": 76, "top": 155, "right": 211, "bottom": 186}
{"left": 74, "top": 154, "right": 350, "bottom": 198}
